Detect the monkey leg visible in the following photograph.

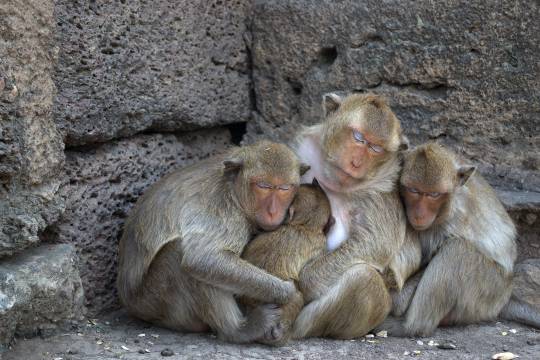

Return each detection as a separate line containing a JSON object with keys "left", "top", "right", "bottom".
{"left": 500, "top": 298, "right": 540, "bottom": 329}
{"left": 127, "top": 241, "right": 280, "bottom": 343}
{"left": 292, "top": 263, "right": 391, "bottom": 340}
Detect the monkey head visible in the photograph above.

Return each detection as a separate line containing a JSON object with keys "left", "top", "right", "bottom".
{"left": 320, "top": 92, "right": 408, "bottom": 186}
{"left": 288, "top": 179, "right": 333, "bottom": 232}
{"left": 400, "top": 143, "right": 476, "bottom": 231}
{"left": 224, "top": 141, "right": 310, "bottom": 231}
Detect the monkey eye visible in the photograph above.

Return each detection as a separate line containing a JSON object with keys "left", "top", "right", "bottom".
{"left": 256, "top": 182, "right": 273, "bottom": 189}
{"left": 368, "top": 143, "right": 385, "bottom": 154}
{"left": 352, "top": 130, "right": 368, "bottom": 144}
{"left": 427, "top": 192, "right": 441, "bottom": 198}
{"left": 277, "top": 184, "right": 293, "bottom": 191}
{"left": 407, "top": 187, "right": 420, "bottom": 194}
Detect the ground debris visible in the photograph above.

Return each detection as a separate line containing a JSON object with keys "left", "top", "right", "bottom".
{"left": 492, "top": 352, "right": 519, "bottom": 360}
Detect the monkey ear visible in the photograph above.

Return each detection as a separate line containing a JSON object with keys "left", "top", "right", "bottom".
{"left": 223, "top": 158, "right": 244, "bottom": 173}
{"left": 288, "top": 205, "right": 296, "bottom": 222}
{"left": 300, "top": 163, "right": 311, "bottom": 176}
{"left": 399, "top": 134, "right": 410, "bottom": 151}
{"left": 322, "top": 93, "right": 342, "bottom": 116}
{"left": 457, "top": 165, "right": 476, "bottom": 186}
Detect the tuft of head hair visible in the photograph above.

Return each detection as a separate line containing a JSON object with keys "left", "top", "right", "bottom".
{"left": 402, "top": 143, "right": 460, "bottom": 189}
{"left": 322, "top": 92, "right": 404, "bottom": 152}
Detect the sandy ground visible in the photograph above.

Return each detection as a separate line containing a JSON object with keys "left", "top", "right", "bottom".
{"left": 2, "top": 310, "right": 539, "bottom": 360}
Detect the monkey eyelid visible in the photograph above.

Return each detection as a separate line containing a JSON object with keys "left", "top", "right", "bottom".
{"left": 255, "top": 182, "right": 273, "bottom": 189}
{"left": 405, "top": 186, "right": 420, "bottom": 194}
{"left": 352, "top": 129, "right": 385, "bottom": 154}
{"left": 255, "top": 182, "right": 294, "bottom": 191}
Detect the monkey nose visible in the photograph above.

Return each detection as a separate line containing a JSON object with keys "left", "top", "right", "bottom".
{"left": 351, "top": 159, "right": 362, "bottom": 168}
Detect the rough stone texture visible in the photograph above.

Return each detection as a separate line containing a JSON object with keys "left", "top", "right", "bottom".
{"left": 0, "top": 0, "right": 65, "bottom": 257}
{"left": 0, "top": 244, "right": 84, "bottom": 348}
{"left": 513, "top": 259, "right": 540, "bottom": 313}
{"left": 500, "top": 190, "right": 540, "bottom": 261}
{"left": 54, "top": 0, "right": 253, "bottom": 146}
{"left": 45, "top": 129, "right": 232, "bottom": 313}
{"left": 3, "top": 310, "right": 540, "bottom": 359}
{"left": 248, "top": 0, "right": 540, "bottom": 193}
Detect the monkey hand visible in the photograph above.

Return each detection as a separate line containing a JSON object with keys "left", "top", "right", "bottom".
{"left": 272, "top": 280, "right": 297, "bottom": 305}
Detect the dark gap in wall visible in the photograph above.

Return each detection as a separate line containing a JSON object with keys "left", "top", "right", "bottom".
{"left": 226, "top": 122, "right": 247, "bottom": 145}
{"left": 318, "top": 46, "right": 338, "bottom": 67}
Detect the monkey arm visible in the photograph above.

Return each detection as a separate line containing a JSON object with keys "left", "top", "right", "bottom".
{"left": 300, "top": 192, "right": 406, "bottom": 301}
{"left": 181, "top": 249, "right": 296, "bottom": 305}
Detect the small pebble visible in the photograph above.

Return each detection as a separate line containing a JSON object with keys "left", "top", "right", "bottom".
{"left": 161, "top": 348, "right": 174, "bottom": 357}
{"left": 376, "top": 330, "right": 388, "bottom": 337}
{"left": 492, "top": 352, "right": 519, "bottom": 360}
{"left": 416, "top": 340, "right": 424, "bottom": 346}
{"left": 437, "top": 342, "right": 457, "bottom": 350}
{"left": 509, "top": 329, "right": 517, "bottom": 334}
{"left": 403, "top": 351, "right": 410, "bottom": 356}
{"left": 138, "top": 333, "right": 146, "bottom": 337}
{"left": 134, "top": 339, "right": 140, "bottom": 343}
{"left": 503, "top": 345, "right": 509, "bottom": 352}
{"left": 502, "top": 331, "right": 508, "bottom": 336}
{"left": 365, "top": 334, "right": 375, "bottom": 338}
{"left": 67, "top": 350, "right": 78, "bottom": 355}
{"left": 151, "top": 334, "right": 160, "bottom": 338}
{"left": 121, "top": 345, "right": 130, "bottom": 351}
{"left": 413, "top": 350, "right": 421, "bottom": 355}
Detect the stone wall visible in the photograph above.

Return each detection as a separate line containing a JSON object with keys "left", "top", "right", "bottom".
{"left": 247, "top": 0, "right": 540, "bottom": 193}
{"left": 1, "top": 0, "right": 250, "bottom": 347}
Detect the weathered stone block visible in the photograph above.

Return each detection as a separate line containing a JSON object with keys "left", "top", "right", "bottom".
{"left": 54, "top": 0, "right": 252, "bottom": 146}
{"left": 513, "top": 259, "right": 540, "bottom": 313}
{"left": 248, "top": 0, "right": 540, "bottom": 192}
{"left": 0, "top": 244, "right": 85, "bottom": 347}
{"left": 46, "top": 129, "right": 232, "bottom": 313}
{"left": 0, "top": 0, "right": 65, "bottom": 257}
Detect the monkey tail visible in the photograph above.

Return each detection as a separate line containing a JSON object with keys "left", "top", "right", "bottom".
{"left": 499, "top": 298, "right": 540, "bottom": 329}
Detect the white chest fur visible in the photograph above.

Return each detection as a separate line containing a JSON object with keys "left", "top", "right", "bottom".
{"left": 295, "top": 135, "right": 351, "bottom": 251}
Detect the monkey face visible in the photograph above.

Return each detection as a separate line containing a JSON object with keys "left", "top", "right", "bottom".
{"left": 320, "top": 93, "right": 406, "bottom": 187}
{"left": 250, "top": 178, "right": 297, "bottom": 231}
{"left": 400, "top": 183, "right": 449, "bottom": 230}
{"left": 331, "top": 127, "right": 388, "bottom": 180}
{"left": 400, "top": 143, "right": 476, "bottom": 231}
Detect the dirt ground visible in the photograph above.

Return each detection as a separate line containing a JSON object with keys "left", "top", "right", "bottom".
{"left": 2, "top": 310, "right": 539, "bottom": 360}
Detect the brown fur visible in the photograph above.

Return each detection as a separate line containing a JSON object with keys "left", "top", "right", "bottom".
{"left": 379, "top": 143, "right": 528, "bottom": 337}
{"left": 291, "top": 92, "right": 409, "bottom": 339}
{"left": 241, "top": 183, "right": 332, "bottom": 345}
{"left": 117, "top": 141, "right": 306, "bottom": 343}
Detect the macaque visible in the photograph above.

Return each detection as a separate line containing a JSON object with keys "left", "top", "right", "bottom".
{"left": 117, "top": 141, "right": 309, "bottom": 343}
{"left": 381, "top": 143, "right": 540, "bottom": 337}
{"left": 291, "top": 92, "right": 409, "bottom": 339}
{"left": 241, "top": 181, "right": 332, "bottom": 345}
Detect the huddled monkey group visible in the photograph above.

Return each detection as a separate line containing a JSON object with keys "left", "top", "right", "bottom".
{"left": 117, "top": 93, "right": 540, "bottom": 345}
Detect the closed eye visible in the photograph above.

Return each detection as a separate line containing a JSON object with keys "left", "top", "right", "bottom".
{"left": 256, "top": 182, "right": 273, "bottom": 189}
{"left": 277, "top": 184, "right": 293, "bottom": 191}
{"left": 428, "top": 192, "right": 441, "bottom": 198}
{"left": 353, "top": 130, "right": 367, "bottom": 144}
{"left": 368, "top": 144, "right": 385, "bottom": 154}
